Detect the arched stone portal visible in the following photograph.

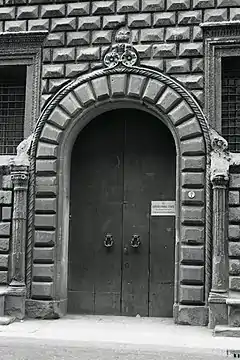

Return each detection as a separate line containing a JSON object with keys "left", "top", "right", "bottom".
{"left": 25, "top": 65, "right": 211, "bottom": 325}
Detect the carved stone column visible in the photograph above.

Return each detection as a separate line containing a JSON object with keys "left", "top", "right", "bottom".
{"left": 209, "top": 130, "right": 230, "bottom": 329}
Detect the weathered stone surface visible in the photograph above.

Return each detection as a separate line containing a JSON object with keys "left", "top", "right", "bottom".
{"left": 182, "top": 206, "right": 204, "bottom": 223}
{"left": 182, "top": 226, "right": 204, "bottom": 244}
{"left": 229, "top": 207, "right": 240, "bottom": 223}
{"left": 117, "top": 0, "right": 139, "bottom": 13}
{"left": 1, "top": 207, "right": 11, "bottom": 221}
{"left": 0, "top": 255, "right": 8, "bottom": 269}
{"left": 142, "top": 0, "right": 165, "bottom": 12}
{"left": 181, "top": 245, "right": 204, "bottom": 263}
{"left": 179, "top": 285, "right": 204, "bottom": 303}
{"left": 45, "top": 33, "right": 65, "bottom": 47}
{"left": 229, "top": 242, "right": 240, "bottom": 257}
{"left": 178, "top": 11, "right": 201, "bottom": 24}
{"left": 91, "top": 76, "right": 110, "bottom": 100}
{"left": 40, "top": 124, "right": 62, "bottom": 144}
{"left": 181, "top": 156, "right": 205, "bottom": 171}
{"left": 229, "top": 276, "right": 240, "bottom": 291}
{"left": 42, "top": 64, "right": 64, "bottom": 78}
{"left": 52, "top": 48, "right": 75, "bottom": 62}
{"left": 33, "top": 264, "right": 54, "bottom": 281}
{"left": 74, "top": 83, "right": 95, "bottom": 106}
{"left": 140, "top": 28, "right": 164, "bottom": 43}
{"left": 177, "top": 118, "right": 202, "bottom": 139}
{"left": 33, "top": 247, "right": 54, "bottom": 262}
{"left": 128, "top": 13, "right": 151, "bottom": 28}
{"left": 59, "top": 93, "right": 82, "bottom": 117}
{"left": 79, "top": 16, "right": 101, "bottom": 30}
{"left": 182, "top": 172, "right": 204, "bottom": 187}
{"left": 175, "top": 305, "right": 208, "bottom": 325}
{"left": 66, "top": 63, "right": 89, "bottom": 78}
{"left": 229, "top": 259, "right": 240, "bottom": 275}
{"left": 166, "top": 59, "right": 190, "bottom": 73}
{"left": 5, "top": 20, "right": 26, "bottom": 32}
{"left": 193, "top": 0, "right": 214, "bottom": 8}
{"left": 26, "top": 299, "right": 66, "bottom": 319}
{"left": 127, "top": 75, "right": 146, "bottom": 97}
{"left": 35, "top": 198, "right": 57, "bottom": 213}
{"left": 153, "top": 12, "right": 176, "bottom": 27}
{"left": 110, "top": 74, "right": 127, "bottom": 97}
{"left": 229, "top": 191, "right": 240, "bottom": 205}
{"left": 17, "top": 5, "right": 38, "bottom": 19}
{"left": 204, "top": 8, "right": 228, "bottom": 22}
{"left": 36, "top": 176, "right": 57, "bottom": 197}
{"left": 92, "top": 30, "right": 112, "bottom": 44}
{"left": 37, "top": 142, "right": 58, "bottom": 159}
{"left": 0, "top": 7, "right": 14, "bottom": 20}
{"left": 51, "top": 18, "right": 76, "bottom": 32}
{"left": 48, "top": 107, "right": 70, "bottom": 130}
{"left": 67, "top": 3, "right": 90, "bottom": 16}
{"left": 167, "top": 0, "right": 190, "bottom": 11}
{"left": 182, "top": 189, "right": 204, "bottom": 204}
{"left": 35, "top": 214, "right": 56, "bottom": 229}
{"left": 180, "top": 265, "right": 204, "bottom": 283}
{"left": 41, "top": 4, "right": 65, "bottom": 18}
{"left": 0, "top": 223, "right": 10, "bottom": 237}
{"left": 32, "top": 282, "right": 54, "bottom": 299}
{"left": 157, "top": 88, "right": 181, "bottom": 112}
{"left": 35, "top": 231, "right": 55, "bottom": 246}
{"left": 230, "top": 174, "right": 240, "bottom": 188}
{"left": 36, "top": 160, "right": 57, "bottom": 175}
{"left": 142, "top": 79, "right": 165, "bottom": 103}
{"left": 103, "top": 15, "right": 125, "bottom": 29}
{"left": 153, "top": 43, "right": 176, "bottom": 58}
{"left": 0, "top": 239, "right": 9, "bottom": 252}
{"left": 179, "top": 43, "right": 203, "bottom": 57}
{"left": 0, "top": 191, "right": 12, "bottom": 205}
{"left": 181, "top": 137, "right": 205, "bottom": 155}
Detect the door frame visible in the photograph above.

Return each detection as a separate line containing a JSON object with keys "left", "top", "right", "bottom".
{"left": 27, "top": 67, "right": 211, "bottom": 325}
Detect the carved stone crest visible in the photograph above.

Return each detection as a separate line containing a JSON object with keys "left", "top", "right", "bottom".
{"left": 210, "top": 128, "right": 231, "bottom": 182}
{"left": 103, "top": 27, "right": 139, "bottom": 68}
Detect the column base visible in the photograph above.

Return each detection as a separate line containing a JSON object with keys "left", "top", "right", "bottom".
{"left": 5, "top": 285, "right": 26, "bottom": 320}
{"left": 173, "top": 304, "right": 208, "bottom": 326}
{"left": 208, "top": 292, "right": 228, "bottom": 329}
{"left": 25, "top": 299, "right": 67, "bottom": 319}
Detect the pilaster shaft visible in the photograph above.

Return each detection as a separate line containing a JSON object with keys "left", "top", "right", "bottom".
{"left": 9, "top": 165, "right": 29, "bottom": 286}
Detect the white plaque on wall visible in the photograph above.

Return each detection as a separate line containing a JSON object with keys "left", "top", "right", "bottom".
{"left": 151, "top": 201, "right": 176, "bottom": 216}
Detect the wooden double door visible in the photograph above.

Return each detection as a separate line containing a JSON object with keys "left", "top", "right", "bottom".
{"left": 68, "top": 109, "right": 176, "bottom": 317}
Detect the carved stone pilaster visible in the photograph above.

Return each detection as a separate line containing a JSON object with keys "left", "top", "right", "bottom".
{"left": 209, "top": 129, "right": 230, "bottom": 328}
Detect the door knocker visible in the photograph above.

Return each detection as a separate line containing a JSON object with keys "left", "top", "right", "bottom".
{"left": 131, "top": 234, "right": 141, "bottom": 248}
{"left": 104, "top": 234, "right": 114, "bottom": 248}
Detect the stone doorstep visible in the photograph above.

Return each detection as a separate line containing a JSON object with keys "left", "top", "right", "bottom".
{"left": 214, "top": 325, "right": 240, "bottom": 337}
{"left": 0, "top": 285, "right": 15, "bottom": 325}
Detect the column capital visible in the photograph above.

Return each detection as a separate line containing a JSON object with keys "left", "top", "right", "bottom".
{"left": 211, "top": 174, "right": 229, "bottom": 189}
{"left": 10, "top": 164, "right": 29, "bottom": 190}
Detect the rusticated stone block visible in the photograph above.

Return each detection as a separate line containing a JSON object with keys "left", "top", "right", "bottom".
{"left": 28, "top": 19, "right": 49, "bottom": 31}
{"left": 33, "top": 264, "right": 54, "bottom": 281}
{"left": 230, "top": 174, "right": 240, "bottom": 188}
{"left": 117, "top": 0, "right": 139, "bottom": 13}
{"left": 36, "top": 159, "right": 57, "bottom": 175}
{"left": 0, "top": 271, "right": 7, "bottom": 284}
{"left": 178, "top": 11, "right": 201, "bottom": 25}
{"left": 230, "top": 260, "right": 240, "bottom": 275}
{"left": 79, "top": 16, "right": 101, "bottom": 30}
{"left": 110, "top": 74, "right": 127, "bottom": 97}
{"left": 74, "top": 83, "right": 95, "bottom": 106}
{"left": 192, "top": 58, "right": 203, "bottom": 72}
{"left": 48, "top": 107, "right": 70, "bottom": 129}
{"left": 0, "top": 7, "right": 14, "bottom": 20}
{"left": 179, "top": 43, "right": 203, "bottom": 57}
{"left": 182, "top": 188, "right": 204, "bottom": 205}
{"left": 154, "top": 12, "right": 176, "bottom": 26}
{"left": 142, "top": 0, "right": 164, "bottom": 11}
{"left": 128, "top": 13, "right": 151, "bottom": 28}
{"left": 219, "top": 0, "right": 240, "bottom": 6}
{"left": 0, "top": 191, "right": 12, "bottom": 205}
{"left": 52, "top": 48, "right": 75, "bottom": 62}
{"left": 142, "top": 78, "right": 165, "bottom": 103}
{"left": 35, "top": 214, "right": 56, "bottom": 229}
{"left": 153, "top": 43, "right": 176, "bottom": 58}
{"left": 168, "top": 101, "right": 193, "bottom": 125}
{"left": 181, "top": 206, "right": 204, "bottom": 223}
{"left": 0, "top": 255, "right": 8, "bottom": 269}
{"left": 229, "top": 242, "right": 240, "bottom": 257}
{"left": 17, "top": 5, "right": 38, "bottom": 19}
{"left": 37, "top": 142, "right": 58, "bottom": 159}
{"left": 180, "top": 265, "right": 204, "bottom": 283}
{"left": 182, "top": 156, "right": 205, "bottom": 171}
{"left": 193, "top": 0, "right": 214, "bottom": 8}
{"left": 193, "top": 26, "right": 203, "bottom": 41}
{"left": 173, "top": 75, "right": 203, "bottom": 89}
{"left": 181, "top": 245, "right": 204, "bottom": 263}
{"left": 77, "top": 47, "right": 100, "bottom": 61}
{"left": 60, "top": 93, "right": 81, "bottom": 117}
{"left": 140, "top": 29, "right": 164, "bottom": 43}
{"left": 166, "top": 59, "right": 190, "bottom": 74}
{"left": 127, "top": 75, "right": 146, "bottom": 97}
{"left": 103, "top": 15, "right": 125, "bottom": 29}
{"left": 0, "top": 223, "right": 10, "bottom": 237}
{"left": 182, "top": 226, "right": 204, "bottom": 244}
{"left": 2, "top": 176, "right": 12, "bottom": 190}
{"left": 42, "top": 64, "right": 64, "bottom": 78}
{"left": 35, "top": 176, "right": 57, "bottom": 197}
{"left": 49, "top": 79, "right": 68, "bottom": 94}
{"left": 229, "top": 276, "right": 240, "bottom": 291}
{"left": 229, "top": 207, "right": 240, "bottom": 222}
{"left": 229, "top": 191, "right": 240, "bottom": 205}
{"left": 157, "top": 87, "right": 181, "bottom": 112}
{"left": 167, "top": 0, "right": 190, "bottom": 10}
{"left": 67, "top": 3, "right": 90, "bottom": 16}
{"left": 181, "top": 137, "right": 205, "bottom": 155}
{"left": 92, "top": 1, "right": 115, "bottom": 14}
{"left": 191, "top": 90, "right": 203, "bottom": 106}
{"left": 92, "top": 31, "right": 112, "bottom": 44}
{"left": 91, "top": 76, "right": 110, "bottom": 100}
{"left": 141, "top": 59, "right": 164, "bottom": 70}
{"left": 32, "top": 282, "right": 53, "bottom": 299}
{"left": 175, "top": 305, "right": 208, "bottom": 325}
{"left": 230, "top": 8, "right": 240, "bottom": 21}
{"left": 66, "top": 63, "right": 89, "bottom": 78}
{"left": 40, "top": 124, "right": 62, "bottom": 144}
{"left": 35, "top": 199, "right": 57, "bottom": 214}
{"left": 204, "top": 9, "right": 228, "bottom": 22}
{"left": 5, "top": 20, "right": 26, "bottom": 32}
{"left": 67, "top": 31, "right": 90, "bottom": 46}
{"left": 45, "top": 33, "right": 65, "bottom": 47}
{"left": 182, "top": 172, "right": 204, "bottom": 188}
{"left": 2, "top": 207, "right": 11, "bottom": 221}
{"left": 52, "top": 18, "right": 76, "bottom": 32}
{"left": 0, "top": 239, "right": 9, "bottom": 252}
{"left": 134, "top": 45, "right": 151, "bottom": 58}
{"left": 33, "top": 247, "right": 54, "bottom": 263}
{"left": 41, "top": 4, "right": 65, "bottom": 18}
{"left": 180, "top": 285, "right": 204, "bottom": 303}
{"left": 166, "top": 27, "right": 190, "bottom": 41}
{"left": 177, "top": 118, "right": 202, "bottom": 139}
{"left": 35, "top": 231, "right": 55, "bottom": 246}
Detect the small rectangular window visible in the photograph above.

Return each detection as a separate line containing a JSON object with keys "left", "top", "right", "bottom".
{"left": 222, "top": 57, "right": 240, "bottom": 152}
{"left": 0, "top": 65, "right": 26, "bottom": 155}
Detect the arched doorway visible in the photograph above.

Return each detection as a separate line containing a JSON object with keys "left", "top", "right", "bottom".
{"left": 68, "top": 108, "right": 176, "bottom": 317}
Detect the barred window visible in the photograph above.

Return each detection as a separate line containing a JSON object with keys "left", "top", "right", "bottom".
{"left": 222, "top": 57, "right": 240, "bottom": 152}
{"left": 0, "top": 65, "right": 26, "bottom": 155}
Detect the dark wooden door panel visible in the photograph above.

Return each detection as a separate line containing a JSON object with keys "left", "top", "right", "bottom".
{"left": 68, "top": 113, "right": 123, "bottom": 314}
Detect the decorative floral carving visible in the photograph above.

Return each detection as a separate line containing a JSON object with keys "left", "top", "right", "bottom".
{"left": 103, "top": 27, "right": 139, "bottom": 68}
{"left": 210, "top": 128, "right": 231, "bottom": 182}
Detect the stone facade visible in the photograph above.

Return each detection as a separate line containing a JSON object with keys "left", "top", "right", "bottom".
{"left": 0, "top": 0, "right": 240, "bottom": 336}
